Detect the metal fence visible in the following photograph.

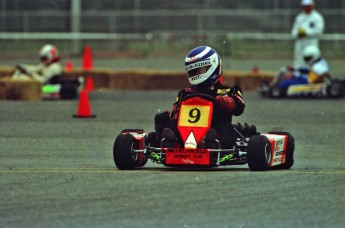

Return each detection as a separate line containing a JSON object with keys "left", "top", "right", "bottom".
{"left": 0, "top": 0, "right": 344, "bottom": 59}
{"left": 1, "top": 0, "right": 344, "bottom": 33}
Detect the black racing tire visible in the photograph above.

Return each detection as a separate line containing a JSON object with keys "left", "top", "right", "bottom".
{"left": 326, "top": 80, "right": 345, "bottom": 99}
{"left": 247, "top": 135, "right": 272, "bottom": 171}
{"left": 113, "top": 134, "right": 139, "bottom": 170}
{"left": 135, "top": 156, "right": 148, "bottom": 167}
{"left": 268, "top": 131, "right": 295, "bottom": 170}
{"left": 268, "top": 85, "right": 286, "bottom": 98}
{"left": 119, "top": 129, "right": 148, "bottom": 167}
{"left": 60, "top": 85, "right": 78, "bottom": 100}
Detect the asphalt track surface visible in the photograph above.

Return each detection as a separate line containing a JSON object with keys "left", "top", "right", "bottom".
{"left": 1, "top": 90, "right": 345, "bottom": 227}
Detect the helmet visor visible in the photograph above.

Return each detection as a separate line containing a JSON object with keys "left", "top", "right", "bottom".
{"left": 40, "top": 56, "right": 48, "bottom": 62}
{"left": 187, "top": 65, "right": 211, "bottom": 78}
{"left": 304, "top": 55, "right": 313, "bottom": 63}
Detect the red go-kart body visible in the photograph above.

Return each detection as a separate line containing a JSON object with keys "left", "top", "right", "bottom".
{"left": 113, "top": 94, "right": 294, "bottom": 171}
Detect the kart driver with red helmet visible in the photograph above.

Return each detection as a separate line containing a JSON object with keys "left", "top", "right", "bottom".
{"left": 151, "top": 46, "right": 245, "bottom": 149}
{"left": 12, "top": 44, "right": 62, "bottom": 84}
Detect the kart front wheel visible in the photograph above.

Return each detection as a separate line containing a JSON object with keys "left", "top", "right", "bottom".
{"left": 247, "top": 135, "right": 272, "bottom": 171}
{"left": 113, "top": 134, "right": 140, "bottom": 170}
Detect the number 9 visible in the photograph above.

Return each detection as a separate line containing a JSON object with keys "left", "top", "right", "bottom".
{"left": 188, "top": 108, "right": 201, "bottom": 123}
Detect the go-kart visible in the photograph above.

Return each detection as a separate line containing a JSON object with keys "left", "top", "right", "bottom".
{"left": 15, "top": 64, "right": 82, "bottom": 100}
{"left": 113, "top": 94, "right": 295, "bottom": 171}
{"left": 259, "top": 74, "right": 345, "bottom": 99}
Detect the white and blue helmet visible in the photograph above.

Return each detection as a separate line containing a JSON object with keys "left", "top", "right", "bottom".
{"left": 185, "top": 46, "right": 222, "bottom": 87}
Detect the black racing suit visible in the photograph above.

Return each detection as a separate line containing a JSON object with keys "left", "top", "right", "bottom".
{"left": 155, "top": 81, "right": 245, "bottom": 149}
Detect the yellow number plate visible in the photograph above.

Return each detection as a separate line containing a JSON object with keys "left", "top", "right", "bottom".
{"left": 179, "top": 105, "right": 211, "bottom": 127}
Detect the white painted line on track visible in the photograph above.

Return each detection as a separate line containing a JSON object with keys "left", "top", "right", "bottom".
{"left": 1, "top": 169, "right": 345, "bottom": 174}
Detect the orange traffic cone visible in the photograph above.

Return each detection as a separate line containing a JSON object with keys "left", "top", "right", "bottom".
{"left": 84, "top": 76, "right": 94, "bottom": 92}
{"left": 82, "top": 45, "right": 93, "bottom": 70}
{"left": 73, "top": 89, "right": 96, "bottom": 118}
{"left": 65, "top": 61, "right": 73, "bottom": 71}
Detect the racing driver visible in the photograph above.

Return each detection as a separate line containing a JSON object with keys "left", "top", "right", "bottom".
{"left": 12, "top": 44, "right": 62, "bottom": 84}
{"left": 150, "top": 46, "right": 245, "bottom": 149}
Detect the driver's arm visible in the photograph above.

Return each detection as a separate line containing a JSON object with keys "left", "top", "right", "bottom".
{"left": 170, "top": 90, "right": 184, "bottom": 119}
{"left": 229, "top": 87, "right": 245, "bottom": 116}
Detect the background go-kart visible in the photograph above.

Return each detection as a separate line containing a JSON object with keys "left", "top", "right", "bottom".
{"left": 1, "top": 91, "right": 344, "bottom": 227}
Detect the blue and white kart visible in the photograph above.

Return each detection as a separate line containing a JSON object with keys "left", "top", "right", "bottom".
{"left": 259, "top": 69, "right": 345, "bottom": 99}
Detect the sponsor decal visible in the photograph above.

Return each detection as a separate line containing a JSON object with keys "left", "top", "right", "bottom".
{"left": 182, "top": 159, "right": 195, "bottom": 164}
{"left": 274, "top": 139, "right": 284, "bottom": 153}
{"left": 165, "top": 148, "right": 210, "bottom": 165}
{"left": 275, "top": 151, "right": 284, "bottom": 156}
{"left": 190, "top": 74, "right": 205, "bottom": 82}
{"left": 185, "top": 60, "right": 211, "bottom": 71}
{"left": 273, "top": 157, "right": 282, "bottom": 163}
{"left": 219, "top": 154, "right": 233, "bottom": 163}
{"left": 151, "top": 152, "right": 161, "bottom": 161}
{"left": 167, "top": 148, "right": 207, "bottom": 154}
{"left": 185, "top": 131, "right": 197, "bottom": 149}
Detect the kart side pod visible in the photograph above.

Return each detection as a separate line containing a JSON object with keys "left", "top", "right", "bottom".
{"left": 247, "top": 132, "right": 294, "bottom": 171}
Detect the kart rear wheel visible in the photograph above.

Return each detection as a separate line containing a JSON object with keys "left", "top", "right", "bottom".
{"left": 269, "top": 131, "right": 295, "bottom": 170}
{"left": 113, "top": 134, "right": 140, "bottom": 170}
{"left": 247, "top": 135, "right": 272, "bottom": 171}
{"left": 326, "top": 81, "right": 345, "bottom": 99}
{"left": 60, "top": 84, "right": 78, "bottom": 100}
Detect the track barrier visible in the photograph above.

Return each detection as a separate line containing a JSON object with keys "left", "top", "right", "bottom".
{"left": 0, "top": 68, "right": 274, "bottom": 100}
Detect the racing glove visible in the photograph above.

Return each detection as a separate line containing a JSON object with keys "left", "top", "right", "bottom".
{"left": 229, "top": 86, "right": 245, "bottom": 116}
{"left": 215, "top": 95, "right": 235, "bottom": 113}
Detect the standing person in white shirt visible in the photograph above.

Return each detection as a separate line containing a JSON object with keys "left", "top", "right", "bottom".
{"left": 291, "top": 0, "right": 325, "bottom": 68}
